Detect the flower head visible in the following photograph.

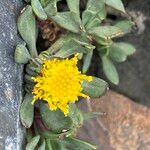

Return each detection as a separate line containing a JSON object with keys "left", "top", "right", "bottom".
{"left": 32, "top": 55, "right": 92, "bottom": 116}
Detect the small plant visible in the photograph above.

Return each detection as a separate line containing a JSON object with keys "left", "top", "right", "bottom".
{"left": 15, "top": 0, "right": 135, "bottom": 149}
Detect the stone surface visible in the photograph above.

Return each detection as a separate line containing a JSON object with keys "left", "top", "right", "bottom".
{"left": 0, "top": 0, "right": 25, "bottom": 149}
{"left": 94, "top": 0, "right": 150, "bottom": 106}
{"left": 78, "top": 91, "right": 150, "bottom": 150}
{"left": 112, "top": 0, "right": 150, "bottom": 106}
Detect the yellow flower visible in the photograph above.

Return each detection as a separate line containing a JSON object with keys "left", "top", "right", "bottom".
{"left": 32, "top": 55, "right": 92, "bottom": 116}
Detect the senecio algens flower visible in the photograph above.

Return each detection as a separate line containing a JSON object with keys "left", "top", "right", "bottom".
{"left": 32, "top": 55, "right": 92, "bottom": 116}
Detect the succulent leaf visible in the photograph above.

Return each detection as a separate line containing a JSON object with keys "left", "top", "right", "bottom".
{"left": 38, "top": 139, "right": 46, "bottom": 150}
{"left": 31, "top": 0, "right": 47, "bottom": 20}
{"left": 20, "top": 93, "right": 34, "bottom": 128}
{"left": 89, "top": 26, "right": 123, "bottom": 40}
{"left": 14, "top": 44, "right": 31, "bottom": 64}
{"left": 115, "top": 20, "right": 135, "bottom": 34}
{"left": 26, "top": 135, "right": 40, "bottom": 150}
{"left": 17, "top": 5, "right": 37, "bottom": 57}
{"left": 102, "top": 56, "right": 119, "bottom": 85}
{"left": 44, "top": 0, "right": 57, "bottom": 17}
{"left": 105, "top": 0, "right": 125, "bottom": 13}
{"left": 50, "top": 12, "right": 80, "bottom": 33}
{"left": 82, "top": 77, "right": 108, "bottom": 98}
{"left": 40, "top": 103, "right": 73, "bottom": 133}
{"left": 82, "top": 50, "right": 93, "bottom": 73}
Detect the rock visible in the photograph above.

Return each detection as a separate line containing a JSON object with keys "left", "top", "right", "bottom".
{"left": 77, "top": 91, "right": 150, "bottom": 150}
{"left": 0, "top": 0, "right": 25, "bottom": 149}
{"left": 111, "top": 0, "right": 150, "bottom": 106}
{"left": 94, "top": 0, "right": 150, "bottom": 106}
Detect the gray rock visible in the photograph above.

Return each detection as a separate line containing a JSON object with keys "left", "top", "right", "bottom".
{"left": 112, "top": 0, "right": 150, "bottom": 106}
{"left": 0, "top": 0, "right": 25, "bottom": 150}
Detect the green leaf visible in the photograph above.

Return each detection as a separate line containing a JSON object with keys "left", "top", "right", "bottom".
{"left": 26, "top": 135, "right": 40, "bottom": 150}
{"left": 113, "top": 42, "right": 136, "bottom": 55}
{"left": 50, "top": 12, "right": 80, "bottom": 33}
{"left": 54, "top": 39, "right": 91, "bottom": 58}
{"left": 40, "top": 0, "right": 51, "bottom": 7}
{"left": 46, "top": 36, "right": 69, "bottom": 54}
{"left": 82, "top": 0, "right": 106, "bottom": 29}
{"left": 89, "top": 26, "right": 123, "bottom": 40}
{"left": 31, "top": 0, "right": 47, "bottom": 20}
{"left": 109, "top": 43, "right": 127, "bottom": 62}
{"left": 82, "top": 50, "right": 93, "bottom": 73}
{"left": 40, "top": 103, "right": 73, "bottom": 133}
{"left": 50, "top": 139, "right": 68, "bottom": 150}
{"left": 38, "top": 140, "right": 46, "bottom": 150}
{"left": 115, "top": 20, "right": 134, "bottom": 34}
{"left": 17, "top": 5, "right": 37, "bottom": 57}
{"left": 63, "top": 137, "right": 96, "bottom": 150}
{"left": 46, "top": 139, "right": 53, "bottom": 150}
{"left": 109, "top": 42, "right": 135, "bottom": 62}
{"left": 20, "top": 94, "right": 34, "bottom": 128}
{"left": 82, "top": 77, "right": 108, "bottom": 98}
{"left": 105, "top": 0, "right": 125, "bottom": 13}
{"left": 69, "top": 104, "right": 84, "bottom": 128}
{"left": 66, "top": 0, "right": 81, "bottom": 27}
{"left": 85, "top": 17, "right": 101, "bottom": 31}
{"left": 66, "top": 0, "right": 79, "bottom": 15}
{"left": 14, "top": 44, "right": 31, "bottom": 64}
{"left": 44, "top": 0, "right": 57, "bottom": 17}
{"left": 102, "top": 56, "right": 119, "bottom": 85}
{"left": 83, "top": 112, "right": 104, "bottom": 121}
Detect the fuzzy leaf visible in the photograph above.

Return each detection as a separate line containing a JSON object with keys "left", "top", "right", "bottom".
{"left": 82, "top": 0, "right": 106, "bottom": 29}
{"left": 85, "top": 17, "right": 101, "bottom": 31}
{"left": 105, "top": 0, "right": 125, "bottom": 13}
{"left": 20, "top": 94, "right": 34, "bottom": 128}
{"left": 82, "top": 77, "right": 108, "bottom": 98}
{"left": 50, "top": 140, "right": 68, "bottom": 150}
{"left": 40, "top": 103, "right": 73, "bottom": 133}
{"left": 50, "top": 12, "right": 80, "bottom": 33}
{"left": 69, "top": 104, "right": 84, "bottom": 128}
{"left": 66, "top": 0, "right": 81, "bottom": 26}
{"left": 102, "top": 56, "right": 119, "bottom": 85}
{"left": 17, "top": 5, "right": 37, "bottom": 57}
{"left": 26, "top": 135, "right": 40, "bottom": 150}
{"left": 89, "top": 26, "right": 123, "bottom": 40}
{"left": 82, "top": 50, "right": 93, "bottom": 73}
{"left": 31, "top": 0, "right": 47, "bottom": 20}
{"left": 66, "top": 0, "right": 79, "bottom": 15}
{"left": 115, "top": 20, "right": 134, "bottom": 34}
{"left": 40, "top": 0, "right": 51, "bottom": 7}
{"left": 54, "top": 39, "right": 92, "bottom": 58}
{"left": 46, "top": 36, "right": 69, "bottom": 54}
{"left": 46, "top": 139, "right": 53, "bottom": 150}
{"left": 44, "top": 0, "right": 57, "bottom": 17}
{"left": 38, "top": 140, "right": 46, "bottom": 150}
{"left": 63, "top": 137, "right": 96, "bottom": 150}
{"left": 109, "top": 43, "right": 127, "bottom": 62}
{"left": 14, "top": 44, "right": 31, "bottom": 64}
{"left": 113, "top": 42, "right": 136, "bottom": 55}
